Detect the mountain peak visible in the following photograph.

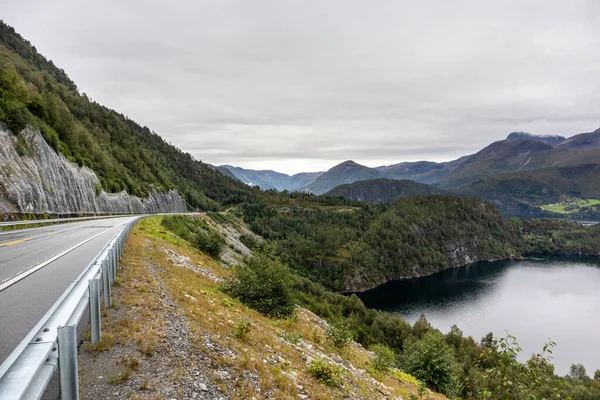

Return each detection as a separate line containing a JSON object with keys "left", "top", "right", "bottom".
{"left": 337, "top": 160, "right": 362, "bottom": 167}
{"left": 506, "top": 132, "right": 566, "bottom": 146}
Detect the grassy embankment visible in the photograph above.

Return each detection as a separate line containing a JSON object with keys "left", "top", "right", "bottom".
{"left": 79, "top": 215, "right": 442, "bottom": 400}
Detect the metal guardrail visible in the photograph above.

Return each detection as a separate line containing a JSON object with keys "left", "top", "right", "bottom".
{"left": 0, "top": 216, "right": 141, "bottom": 399}
{"left": 0, "top": 215, "right": 130, "bottom": 228}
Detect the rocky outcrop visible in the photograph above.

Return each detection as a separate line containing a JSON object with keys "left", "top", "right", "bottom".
{"left": 0, "top": 125, "right": 186, "bottom": 214}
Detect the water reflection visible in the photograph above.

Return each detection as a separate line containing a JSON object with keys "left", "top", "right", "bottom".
{"left": 356, "top": 256, "right": 600, "bottom": 375}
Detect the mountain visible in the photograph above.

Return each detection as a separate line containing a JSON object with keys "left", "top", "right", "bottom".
{"left": 220, "top": 165, "right": 322, "bottom": 191}
{"left": 303, "top": 129, "right": 600, "bottom": 217}
{"left": 556, "top": 128, "right": 600, "bottom": 150}
{"left": 221, "top": 165, "right": 292, "bottom": 190}
{"left": 375, "top": 159, "right": 463, "bottom": 184}
{"left": 506, "top": 131, "right": 566, "bottom": 146}
{"left": 207, "top": 164, "right": 240, "bottom": 181}
{"left": 302, "top": 160, "right": 382, "bottom": 195}
{"left": 287, "top": 171, "right": 323, "bottom": 191}
{"left": 324, "top": 178, "right": 448, "bottom": 203}
{"left": 0, "top": 21, "right": 252, "bottom": 213}
{"left": 437, "top": 138, "right": 569, "bottom": 189}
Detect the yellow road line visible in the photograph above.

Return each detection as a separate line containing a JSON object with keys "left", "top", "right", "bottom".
{"left": 0, "top": 238, "right": 32, "bottom": 247}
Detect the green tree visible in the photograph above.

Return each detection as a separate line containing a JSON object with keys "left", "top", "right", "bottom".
{"left": 400, "top": 331, "right": 461, "bottom": 397}
{"left": 568, "top": 363, "right": 589, "bottom": 382}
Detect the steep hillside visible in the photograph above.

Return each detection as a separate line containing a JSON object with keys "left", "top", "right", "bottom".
{"left": 557, "top": 128, "right": 600, "bottom": 150}
{"left": 302, "top": 160, "right": 382, "bottom": 195}
{"left": 324, "top": 178, "right": 448, "bottom": 203}
{"left": 0, "top": 21, "right": 252, "bottom": 212}
{"left": 475, "top": 164, "right": 600, "bottom": 199}
{"left": 79, "top": 215, "right": 445, "bottom": 400}
{"left": 245, "top": 195, "right": 521, "bottom": 292}
{"left": 439, "top": 139, "right": 571, "bottom": 189}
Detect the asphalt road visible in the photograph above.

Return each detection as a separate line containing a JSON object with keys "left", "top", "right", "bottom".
{"left": 0, "top": 217, "right": 136, "bottom": 365}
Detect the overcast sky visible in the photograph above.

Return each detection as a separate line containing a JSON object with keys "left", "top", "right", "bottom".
{"left": 3, "top": 0, "right": 600, "bottom": 174}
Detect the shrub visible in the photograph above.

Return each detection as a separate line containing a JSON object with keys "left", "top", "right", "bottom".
{"left": 307, "top": 357, "right": 344, "bottom": 387}
{"left": 194, "top": 228, "right": 225, "bottom": 258}
{"left": 400, "top": 331, "right": 461, "bottom": 397}
{"left": 391, "top": 369, "right": 421, "bottom": 386}
{"left": 15, "top": 134, "right": 32, "bottom": 156}
{"left": 234, "top": 319, "right": 252, "bottom": 340}
{"left": 223, "top": 254, "right": 295, "bottom": 318}
{"left": 239, "top": 233, "right": 259, "bottom": 249}
{"left": 326, "top": 316, "right": 353, "bottom": 348}
{"left": 370, "top": 343, "right": 396, "bottom": 372}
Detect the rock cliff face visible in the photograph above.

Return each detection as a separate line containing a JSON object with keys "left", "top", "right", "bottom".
{"left": 0, "top": 125, "right": 186, "bottom": 214}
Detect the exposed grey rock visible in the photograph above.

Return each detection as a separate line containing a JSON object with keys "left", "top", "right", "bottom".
{"left": 0, "top": 126, "right": 186, "bottom": 214}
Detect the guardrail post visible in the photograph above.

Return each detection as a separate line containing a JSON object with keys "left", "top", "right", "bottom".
{"left": 108, "top": 247, "right": 114, "bottom": 285}
{"left": 113, "top": 244, "right": 119, "bottom": 271}
{"left": 58, "top": 325, "right": 80, "bottom": 400}
{"left": 102, "top": 258, "right": 112, "bottom": 308}
{"left": 89, "top": 277, "right": 101, "bottom": 344}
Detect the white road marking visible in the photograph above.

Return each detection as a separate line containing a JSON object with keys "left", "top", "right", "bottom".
{"left": 0, "top": 225, "right": 123, "bottom": 292}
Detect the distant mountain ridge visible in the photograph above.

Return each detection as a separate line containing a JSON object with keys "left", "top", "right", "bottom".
{"left": 220, "top": 165, "right": 322, "bottom": 191}
{"left": 221, "top": 129, "right": 600, "bottom": 217}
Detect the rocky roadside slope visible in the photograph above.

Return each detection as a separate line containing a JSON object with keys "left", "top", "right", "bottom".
{"left": 78, "top": 215, "right": 446, "bottom": 400}
{"left": 0, "top": 125, "right": 186, "bottom": 215}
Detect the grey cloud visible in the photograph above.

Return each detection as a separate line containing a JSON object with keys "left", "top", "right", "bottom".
{"left": 2, "top": 0, "right": 600, "bottom": 174}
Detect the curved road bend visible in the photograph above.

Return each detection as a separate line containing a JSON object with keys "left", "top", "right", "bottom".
{"left": 0, "top": 216, "right": 137, "bottom": 364}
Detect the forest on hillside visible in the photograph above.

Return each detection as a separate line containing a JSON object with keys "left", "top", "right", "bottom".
{"left": 243, "top": 194, "right": 600, "bottom": 291}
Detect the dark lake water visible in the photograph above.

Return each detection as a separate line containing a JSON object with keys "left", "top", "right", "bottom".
{"left": 357, "top": 257, "right": 600, "bottom": 375}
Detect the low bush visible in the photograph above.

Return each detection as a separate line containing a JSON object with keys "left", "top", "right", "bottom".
{"left": 370, "top": 343, "right": 396, "bottom": 372}
{"left": 307, "top": 357, "right": 344, "bottom": 387}
{"left": 234, "top": 319, "right": 252, "bottom": 340}
{"left": 326, "top": 316, "right": 353, "bottom": 348}
{"left": 223, "top": 254, "right": 296, "bottom": 318}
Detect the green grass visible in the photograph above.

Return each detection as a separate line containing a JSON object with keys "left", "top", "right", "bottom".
{"left": 540, "top": 198, "right": 600, "bottom": 214}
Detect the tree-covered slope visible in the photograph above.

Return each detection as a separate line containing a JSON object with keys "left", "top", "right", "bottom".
{"left": 0, "top": 21, "right": 253, "bottom": 210}
{"left": 324, "top": 178, "right": 449, "bottom": 203}
{"left": 244, "top": 195, "right": 522, "bottom": 291}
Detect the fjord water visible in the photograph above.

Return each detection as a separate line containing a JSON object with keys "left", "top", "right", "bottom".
{"left": 357, "top": 257, "right": 600, "bottom": 375}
